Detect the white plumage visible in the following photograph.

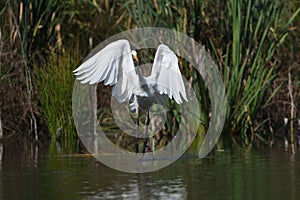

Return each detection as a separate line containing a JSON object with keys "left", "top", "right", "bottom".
{"left": 73, "top": 39, "right": 187, "bottom": 111}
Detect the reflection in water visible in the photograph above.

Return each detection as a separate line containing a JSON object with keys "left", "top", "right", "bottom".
{"left": 0, "top": 140, "right": 299, "bottom": 199}
{"left": 83, "top": 173, "right": 187, "bottom": 199}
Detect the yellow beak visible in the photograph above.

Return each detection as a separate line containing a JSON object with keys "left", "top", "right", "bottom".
{"left": 133, "top": 55, "right": 139, "bottom": 63}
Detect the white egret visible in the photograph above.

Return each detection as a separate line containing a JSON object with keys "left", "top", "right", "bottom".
{"left": 73, "top": 39, "right": 187, "bottom": 153}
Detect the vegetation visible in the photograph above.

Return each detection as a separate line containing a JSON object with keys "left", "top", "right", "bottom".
{"left": 34, "top": 52, "right": 79, "bottom": 153}
{"left": 0, "top": 0, "right": 299, "bottom": 152}
{"left": 118, "top": 0, "right": 300, "bottom": 146}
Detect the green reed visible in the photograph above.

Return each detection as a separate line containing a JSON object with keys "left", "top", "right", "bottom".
{"left": 223, "top": 0, "right": 299, "bottom": 144}
{"left": 120, "top": 0, "right": 300, "bottom": 145}
{"left": 1, "top": 0, "right": 299, "bottom": 148}
{"left": 0, "top": 0, "right": 66, "bottom": 140}
{"left": 34, "top": 51, "right": 80, "bottom": 152}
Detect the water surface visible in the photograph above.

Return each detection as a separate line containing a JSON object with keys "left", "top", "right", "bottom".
{"left": 0, "top": 142, "right": 299, "bottom": 200}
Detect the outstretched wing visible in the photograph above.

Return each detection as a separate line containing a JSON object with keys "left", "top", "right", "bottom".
{"left": 149, "top": 44, "right": 187, "bottom": 104}
{"left": 73, "top": 39, "right": 139, "bottom": 102}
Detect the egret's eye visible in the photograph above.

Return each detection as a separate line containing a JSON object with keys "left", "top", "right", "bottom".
{"left": 131, "top": 50, "right": 137, "bottom": 56}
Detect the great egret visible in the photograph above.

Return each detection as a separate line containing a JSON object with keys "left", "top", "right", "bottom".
{"left": 74, "top": 39, "right": 187, "bottom": 153}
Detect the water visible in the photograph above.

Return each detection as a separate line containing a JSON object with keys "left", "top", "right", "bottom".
{"left": 0, "top": 142, "right": 300, "bottom": 200}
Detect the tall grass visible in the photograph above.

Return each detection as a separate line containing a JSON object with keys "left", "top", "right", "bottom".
{"left": 7, "top": 0, "right": 65, "bottom": 59}
{"left": 1, "top": 0, "right": 299, "bottom": 149}
{"left": 0, "top": 0, "right": 66, "bottom": 140}
{"left": 34, "top": 51, "right": 79, "bottom": 153}
{"left": 120, "top": 0, "right": 300, "bottom": 145}
{"left": 223, "top": 1, "right": 299, "bottom": 144}
{"left": 0, "top": 0, "right": 116, "bottom": 144}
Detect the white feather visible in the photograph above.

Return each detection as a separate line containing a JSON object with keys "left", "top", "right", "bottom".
{"left": 73, "top": 39, "right": 139, "bottom": 102}
{"left": 73, "top": 40, "right": 187, "bottom": 105}
{"left": 150, "top": 44, "right": 188, "bottom": 104}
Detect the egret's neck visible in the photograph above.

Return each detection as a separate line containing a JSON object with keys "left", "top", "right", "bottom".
{"left": 134, "top": 65, "right": 153, "bottom": 98}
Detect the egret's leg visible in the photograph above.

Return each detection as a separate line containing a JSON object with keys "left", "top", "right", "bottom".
{"left": 142, "top": 110, "right": 150, "bottom": 154}
{"left": 151, "top": 116, "right": 155, "bottom": 153}
{"left": 135, "top": 111, "right": 140, "bottom": 153}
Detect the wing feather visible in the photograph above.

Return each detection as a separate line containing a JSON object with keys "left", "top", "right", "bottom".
{"left": 150, "top": 44, "right": 187, "bottom": 104}
{"left": 73, "top": 39, "right": 138, "bottom": 102}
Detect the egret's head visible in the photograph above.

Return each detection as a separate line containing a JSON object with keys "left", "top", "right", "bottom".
{"left": 131, "top": 50, "right": 139, "bottom": 63}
